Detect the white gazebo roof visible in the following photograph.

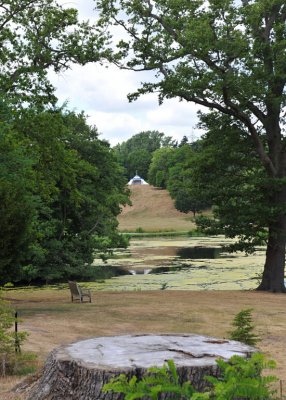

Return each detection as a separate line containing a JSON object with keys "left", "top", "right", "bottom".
{"left": 128, "top": 174, "right": 149, "bottom": 185}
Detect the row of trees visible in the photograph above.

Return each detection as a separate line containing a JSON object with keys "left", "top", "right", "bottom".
{"left": 147, "top": 139, "right": 209, "bottom": 217}
{"left": 0, "top": 1, "right": 129, "bottom": 285}
{"left": 114, "top": 130, "right": 177, "bottom": 180}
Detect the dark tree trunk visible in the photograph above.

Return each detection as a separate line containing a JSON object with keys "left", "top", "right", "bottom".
{"left": 257, "top": 219, "right": 286, "bottom": 293}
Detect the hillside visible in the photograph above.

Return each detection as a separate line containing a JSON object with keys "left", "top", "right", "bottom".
{"left": 117, "top": 185, "right": 197, "bottom": 232}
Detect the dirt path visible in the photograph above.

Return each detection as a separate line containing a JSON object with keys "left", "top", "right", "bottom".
{"left": 1, "top": 289, "right": 286, "bottom": 399}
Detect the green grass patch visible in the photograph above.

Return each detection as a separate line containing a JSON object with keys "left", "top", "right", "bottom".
{"left": 8, "top": 352, "right": 38, "bottom": 376}
{"left": 122, "top": 231, "right": 189, "bottom": 238}
{"left": 120, "top": 229, "right": 213, "bottom": 238}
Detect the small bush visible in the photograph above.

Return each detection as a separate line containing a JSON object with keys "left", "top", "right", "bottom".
{"left": 207, "top": 353, "right": 277, "bottom": 400}
{"left": 229, "top": 308, "right": 260, "bottom": 345}
{"left": 0, "top": 292, "right": 29, "bottom": 376}
{"left": 5, "top": 352, "right": 38, "bottom": 376}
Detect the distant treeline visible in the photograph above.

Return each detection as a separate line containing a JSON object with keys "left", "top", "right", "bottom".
{"left": 113, "top": 130, "right": 210, "bottom": 217}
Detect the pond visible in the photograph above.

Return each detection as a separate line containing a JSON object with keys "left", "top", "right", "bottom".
{"left": 92, "top": 236, "right": 265, "bottom": 291}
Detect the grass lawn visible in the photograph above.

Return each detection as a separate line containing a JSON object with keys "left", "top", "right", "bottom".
{"left": 1, "top": 288, "right": 286, "bottom": 399}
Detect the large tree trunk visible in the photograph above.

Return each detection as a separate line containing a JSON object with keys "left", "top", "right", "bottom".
{"left": 26, "top": 334, "right": 256, "bottom": 400}
{"left": 255, "top": 105, "right": 286, "bottom": 292}
{"left": 257, "top": 219, "right": 286, "bottom": 292}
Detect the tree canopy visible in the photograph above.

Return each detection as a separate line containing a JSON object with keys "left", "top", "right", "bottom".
{"left": 1, "top": 107, "right": 129, "bottom": 284}
{"left": 0, "top": 1, "right": 128, "bottom": 285}
{"left": 0, "top": 0, "right": 102, "bottom": 108}
{"left": 95, "top": 0, "right": 286, "bottom": 291}
{"left": 114, "top": 130, "right": 176, "bottom": 180}
{"left": 193, "top": 113, "right": 270, "bottom": 250}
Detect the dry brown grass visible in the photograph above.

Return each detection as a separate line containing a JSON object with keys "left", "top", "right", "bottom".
{"left": 118, "top": 185, "right": 198, "bottom": 231}
{"left": 1, "top": 289, "right": 286, "bottom": 399}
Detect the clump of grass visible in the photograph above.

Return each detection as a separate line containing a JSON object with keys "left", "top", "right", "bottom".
{"left": 160, "top": 282, "right": 168, "bottom": 290}
{"left": 6, "top": 352, "right": 38, "bottom": 376}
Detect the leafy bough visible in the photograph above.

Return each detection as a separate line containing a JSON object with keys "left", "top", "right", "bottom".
{"left": 103, "top": 355, "right": 278, "bottom": 400}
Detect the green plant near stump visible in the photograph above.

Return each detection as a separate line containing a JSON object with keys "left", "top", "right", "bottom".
{"left": 0, "top": 292, "right": 28, "bottom": 376}
{"left": 229, "top": 308, "right": 260, "bottom": 346}
{"left": 207, "top": 353, "right": 277, "bottom": 400}
{"left": 103, "top": 354, "right": 277, "bottom": 400}
{"left": 103, "top": 359, "right": 206, "bottom": 399}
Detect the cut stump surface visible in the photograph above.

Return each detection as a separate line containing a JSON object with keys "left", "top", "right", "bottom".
{"left": 27, "top": 334, "right": 256, "bottom": 400}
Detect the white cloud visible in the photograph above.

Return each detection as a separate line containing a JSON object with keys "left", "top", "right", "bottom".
{"left": 49, "top": 0, "right": 204, "bottom": 146}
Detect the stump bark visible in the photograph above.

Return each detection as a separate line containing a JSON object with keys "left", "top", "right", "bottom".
{"left": 28, "top": 334, "right": 255, "bottom": 400}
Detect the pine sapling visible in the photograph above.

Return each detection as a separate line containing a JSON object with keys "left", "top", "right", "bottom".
{"left": 229, "top": 308, "right": 260, "bottom": 346}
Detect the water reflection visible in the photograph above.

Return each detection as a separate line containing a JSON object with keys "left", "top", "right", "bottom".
{"left": 126, "top": 246, "right": 222, "bottom": 275}
{"left": 177, "top": 246, "right": 221, "bottom": 259}
{"left": 129, "top": 269, "right": 152, "bottom": 275}
{"left": 92, "top": 236, "right": 265, "bottom": 291}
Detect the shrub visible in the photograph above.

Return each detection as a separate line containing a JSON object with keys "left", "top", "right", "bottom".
{"left": 229, "top": 308, "right": 260, "bottom": 346}
{"left": 0, "top": 292, "right": 28, "bottom": 375}
{"left": 103, "top": 354, "right": 277, "bottom": 399}
{"left": 207, "top": 353, "right": 277, "bottom": 400}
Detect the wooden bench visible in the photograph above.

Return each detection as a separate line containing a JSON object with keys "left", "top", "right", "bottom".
{"left": 68, "top": 281, "right": 92, "bottom": 303}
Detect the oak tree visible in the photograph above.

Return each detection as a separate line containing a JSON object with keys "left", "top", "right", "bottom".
{"left": 0, "top": 0, "right": 101, "bottom": 108}
{"left": 95, "top": 0, "right": 286, "bottom": 292}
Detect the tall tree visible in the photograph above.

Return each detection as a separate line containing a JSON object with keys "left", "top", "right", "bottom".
{"left": 0, "top": 107, "right": 36, "bottom": 281}
{"left": 6, "top": 109, "right": 130, "bottom": 284}
{"left": 0, "top": 1, "right": 128, "bottom": 284}
{"left": 95, "top": 0, "right": 286, "bottom": 292}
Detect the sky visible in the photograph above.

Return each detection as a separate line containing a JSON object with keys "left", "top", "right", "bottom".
{"left": 49, "top": 0, "right": 203, "bottom": 146}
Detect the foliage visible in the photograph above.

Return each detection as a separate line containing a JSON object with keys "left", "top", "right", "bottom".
{"left": 174, "top": 191, "right": 206, "bottom": 217}
{"left": 229, "top": 308, "right": 260, "bottom": 346}
{"left": 148, "top": 147, "right": 177, "bottom": 188}
{"left": 103, "top": 359, "right": 202, "bottom": 400}
{"left": 95, "top": 0, "right": 286, "bottom": 291}
{"left": 0, "top": 294, "right": 27, "bottom": 376}
{"left": 114, "top": 131, "right": 176, "bottom": 180}
{"left": 1, "top": 107, "right": 129, "bottom": 284}
{"left": 167, "top": 145, "right": 209, "bottom": 216}
{"left": 147, "top": 143, "right": 209, "bottom": 215}
{"left": 103, "top": 355, "right": 277, "bottom": 400}
{"left": 0, "top": 1, "right": 130, "bottom": 284}
{"left": 4, "top": 351, "right": 38, "bottom": 376}
{"left": 207, "top": 354, "right": 277, "bottom": 400}
{"left": 0, "top": 0, "right": 102, "bottom": 108}
{"left": 192, "top": 113, "right": 270, "bottom": 254}
{"left": 0, "top": 107, "right": 37, "bottom": 281}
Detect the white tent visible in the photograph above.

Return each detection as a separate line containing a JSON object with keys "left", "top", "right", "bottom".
{"left": 128, "top": 174, "right": 149, "bottom": 185}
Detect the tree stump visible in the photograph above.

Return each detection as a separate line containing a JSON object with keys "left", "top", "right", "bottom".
{"left": 28, "top": 334, "right": 255, "bottom": 400}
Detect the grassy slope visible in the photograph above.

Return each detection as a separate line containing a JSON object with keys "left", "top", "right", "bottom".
{"left": 118, "top": 185, "right": 198, "bottom": 232}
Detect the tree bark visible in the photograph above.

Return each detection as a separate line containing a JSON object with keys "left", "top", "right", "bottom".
{"left": 257, "top": 219, "right": 286, "bottom": 292}
{"left": 26, "top": 334, "right": 256, "bottom": 400}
